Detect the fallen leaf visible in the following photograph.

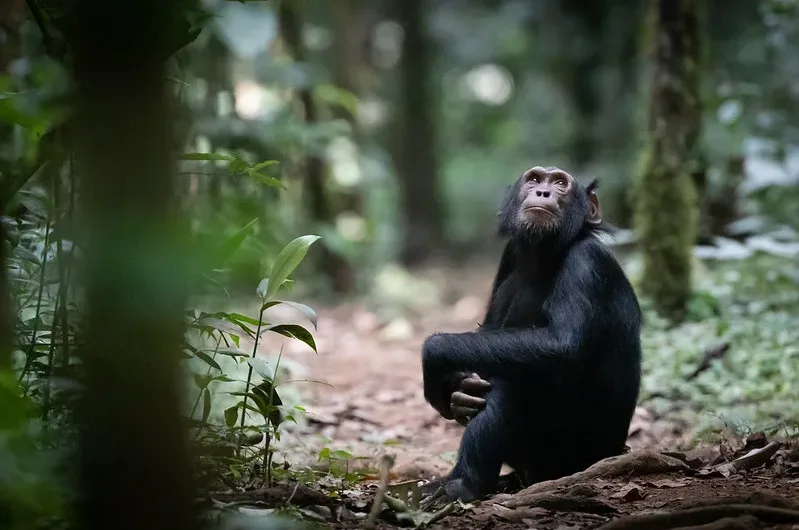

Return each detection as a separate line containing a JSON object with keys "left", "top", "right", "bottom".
{"left": 610, "top": 484, "right": 647, "bottom": 502}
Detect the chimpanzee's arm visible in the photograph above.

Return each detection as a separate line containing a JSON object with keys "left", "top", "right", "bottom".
{"left": 423, "top": 242, "right": 604, "bottom": 389}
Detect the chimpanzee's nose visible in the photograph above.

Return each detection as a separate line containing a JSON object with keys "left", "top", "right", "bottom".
{"left": 536, "top": 189, "right": 551, "bottom": 198}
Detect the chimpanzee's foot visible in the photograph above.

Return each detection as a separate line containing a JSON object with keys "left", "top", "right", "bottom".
{"left": 442, "top": 477, "right": 483, "bottom": 502}
{"left": 419, "top": 477, "right": 446, "bottom": 497}
{"left": 495, "top": 471, "right": 524, "bottom": 493}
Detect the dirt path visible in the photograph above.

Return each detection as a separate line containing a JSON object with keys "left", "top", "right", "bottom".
{"left": 268, "top": 260, "right": 659, "bottom": 478}
{"left": 248, "top": 261, "right": 799, "bottom": 529}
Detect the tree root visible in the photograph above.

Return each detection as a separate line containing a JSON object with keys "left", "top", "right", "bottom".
{"left": 596, "top": 504, "right": 799, "bottom": 530}
{"left": 498, "top": 484, "right": 616, "bottom": 514}
{"left": 671, "top": 515, "right": 759, "bottom": 530}
{"left": 505, "top": 450, "right": 690, "bottom": 498}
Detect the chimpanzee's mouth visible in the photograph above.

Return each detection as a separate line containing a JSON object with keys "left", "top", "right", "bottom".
{"left": 524, "top": 206, "right": 556, "bottom": 215}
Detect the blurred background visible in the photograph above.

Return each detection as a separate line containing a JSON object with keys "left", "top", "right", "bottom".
{"left": 0, "top": 0, "right": 798, "bottom": 529}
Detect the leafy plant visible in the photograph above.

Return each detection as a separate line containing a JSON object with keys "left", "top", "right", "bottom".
{"left": 184, "top": 234, "right": 321, "bottom": 487}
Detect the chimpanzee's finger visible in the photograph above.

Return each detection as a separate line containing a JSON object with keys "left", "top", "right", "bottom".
{"left": 459, "top": 376, "right": 491, "bottom": 394}
{"left": 454, "top": 413, "right": 470, "bottom": 427}
{"left": 452, "top": 405, "right": 479, "bottom": 419}
{"left": 451, "top": 391, "right": 486, "bottom": 410}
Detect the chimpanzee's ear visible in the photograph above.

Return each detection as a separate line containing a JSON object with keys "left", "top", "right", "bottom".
{"left": 586, "top": 179, "right": 601, "bottom": 225}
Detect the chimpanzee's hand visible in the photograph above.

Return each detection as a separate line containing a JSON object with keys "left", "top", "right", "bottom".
{"left": 451, "top": 373, "right": 491, "bottom": 426}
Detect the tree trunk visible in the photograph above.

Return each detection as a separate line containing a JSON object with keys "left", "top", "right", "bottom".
{"left": 72, "top": 1, "right": 198, "bottom": 528}
{"left": 634, "top": 0, "right": 702, "bottom": 321}
{"left": 395, "top": 0, "right": 444, "bottom": 266}
{"left": 279, "top": 1, "right": 355, "bottom": 293}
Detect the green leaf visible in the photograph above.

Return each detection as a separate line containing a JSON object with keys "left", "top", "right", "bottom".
{"left": 224, "top": 405, "right": 238, "bottom": 428}
{"left": 253, "top": 381, "right": 283, "bottom": 428}
{"left": 262, "top": 324, "right": 317, "bottom": 352}
{"left": 252, "top": 160, "right": 279, "bottom": 171}
{"left": 246, "top": 357, "right": 273, "bottom": 380}
{"left": 261, "top": 300, "right": 317, "bottom": 330}
{"left": 181, "top": 152, "right": 235, "bottom": 162}
{"left": 194, "top": 316, "right": 247, "bottom": 338}
{"left": 256, "top": 278, "right": 269, "bottom": 299}
{"left": 227, "top": 312, "right": 261, "bottom": 327}
{"left": 193, "top": 350, "right": 221, "bottom": 371}
{"left": 215, "top": 218, "right": 258, "bottom": 266}
{"left": 216, "top": 347, "right": 248, "bottom": 358}
{"left": 192, "top": 373, "right": 212, "bottom": 390}
{"left": 202, "top": 388, "right": 212, "bottom": 422}
{"left": 266, "top": 235, "right": 321, "bottom": 300}
{"left": 229, "top": 159, "right": 249, "bottom": 175}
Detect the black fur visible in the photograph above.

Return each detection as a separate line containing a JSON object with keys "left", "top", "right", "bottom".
{"left": 421, "top": 171, "right": 642, "bottom": 502}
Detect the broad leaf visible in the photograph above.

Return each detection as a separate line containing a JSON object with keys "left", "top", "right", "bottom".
{"left": 215, "top": 347, "right": 248, "bottom": 358}
{"left": 193, "top": 350, "right": 221, "bottom": 371}
{"left": 261, "top": 300, "right": 317, "bottom": 330}
{"left": 224, "top": 405, "right": 238, "bottom": 428}
{"left": 246, "top": 357, "right": 273, "bottom": 380}
{"left": 266, "top": 235, "right": 320, "bottom": 300}
{"left": 192, "top": 373, "right": 212, "bottom": 390}
{"left": 262, "top": 324, "right": 317, "bottom": 353}
{"left": 252, "top": 380, "right": 283, "bottom": 427}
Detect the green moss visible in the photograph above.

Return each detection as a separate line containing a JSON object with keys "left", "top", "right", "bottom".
{"left": 634, "top": 141, "right": 699, "bottom": 321}
{"left": 634, "top": 0, "right": 703, "bottom": 322}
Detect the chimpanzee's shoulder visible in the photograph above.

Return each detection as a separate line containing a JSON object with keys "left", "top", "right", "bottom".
{"left": 568, "top": 234, "right": 620, "bottom": 266}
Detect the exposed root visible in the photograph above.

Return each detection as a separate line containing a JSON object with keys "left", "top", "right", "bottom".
{"left": 671, "top": 515, "right": 759, "bottom": 530}
{"left": 596, "top": 504, "right": 799, "bottom": 530}
{"left": 476, "top": 485, "right": 616, "bottom": 520}
{"left": 506, "top": 450, "right": 690, "bottom": 498}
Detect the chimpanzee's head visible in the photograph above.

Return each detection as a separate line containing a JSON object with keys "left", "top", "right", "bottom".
{"left": 498, "top": 166, "right": 602, "bottom": 246}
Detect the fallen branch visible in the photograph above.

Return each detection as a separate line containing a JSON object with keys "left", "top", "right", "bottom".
{"left": 688, "top": 343, "right": 730, "bottom": 380}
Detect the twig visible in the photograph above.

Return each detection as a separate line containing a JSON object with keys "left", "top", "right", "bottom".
{"left": 365, "top": 453, "right": 395, "bottom": 529}
{"left": 688, "top": 343, "right": 730, "bottom": 380}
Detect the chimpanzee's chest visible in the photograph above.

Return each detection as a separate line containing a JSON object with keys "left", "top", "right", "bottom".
{"left": 490, "top": 272, "right": 553, "bottom": 329}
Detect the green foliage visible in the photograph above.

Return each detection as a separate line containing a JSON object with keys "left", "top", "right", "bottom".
{"left": 185, "top": 233, "right": 320, "bottom": 489}
{"left": 639, "top": 254, "right": 799, "bottom": 435}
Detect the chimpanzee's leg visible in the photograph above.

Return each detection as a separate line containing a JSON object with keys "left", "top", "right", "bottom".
{"left": 441, "top": 386, "right": 513, "bottom": 502}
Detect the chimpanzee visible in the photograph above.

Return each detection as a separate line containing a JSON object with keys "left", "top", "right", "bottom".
{"left": 421, "top": 166, "right": 641, "bottom": 502}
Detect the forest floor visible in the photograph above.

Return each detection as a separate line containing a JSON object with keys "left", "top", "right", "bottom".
{"left": 243, "top": 259, "right": 799, "bottom": 530}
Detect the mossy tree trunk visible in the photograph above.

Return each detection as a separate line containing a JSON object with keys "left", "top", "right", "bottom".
{"left": 634, "top": 0, "right": 702, "bottom": 321}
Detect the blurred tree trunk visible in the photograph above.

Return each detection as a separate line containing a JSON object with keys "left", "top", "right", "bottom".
{"left": 395, "top": 0, "right": 444, "bottom": 266}
{"left": 72, "top": 1, "right": 198, "bottom": 529}
{"left": 634, "top": 0, "right": 701, "bottom": 322}
{"left": 558, "top": 0, "right": 605, "bottom": 170}
{"left": 279, "top": 1, "right": 355, "bottom": 293}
